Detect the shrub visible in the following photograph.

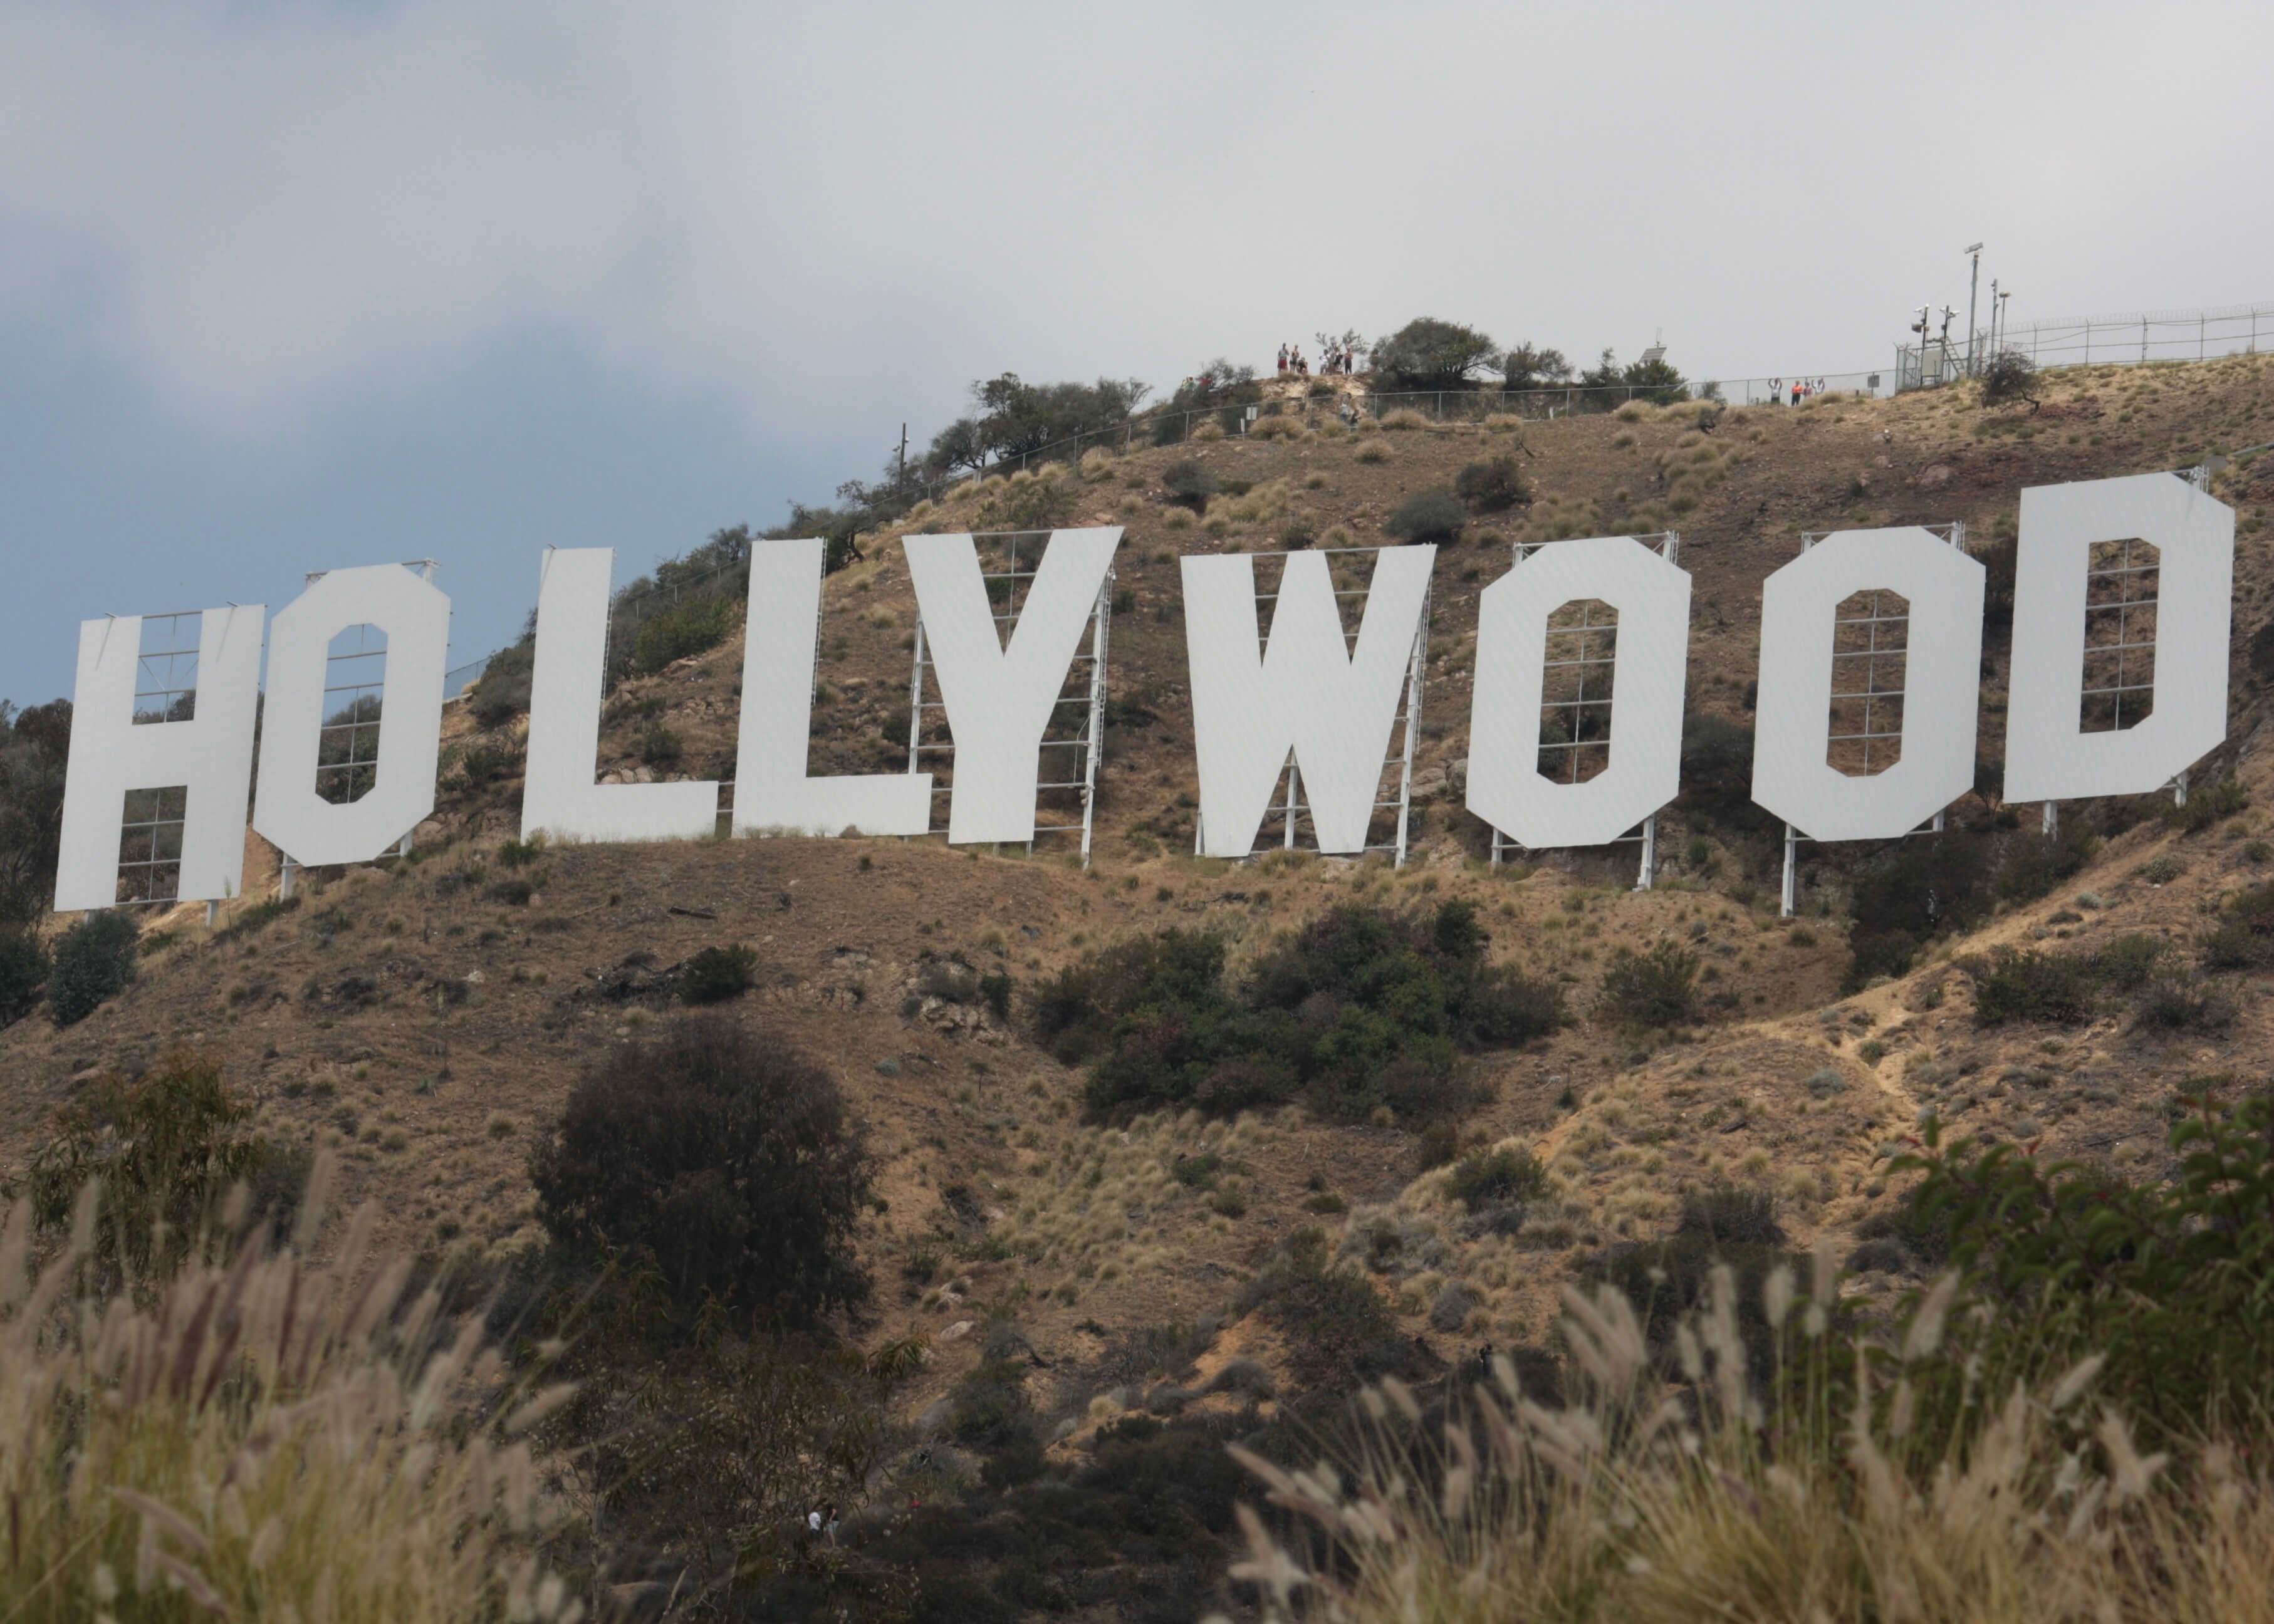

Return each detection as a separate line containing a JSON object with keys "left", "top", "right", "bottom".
{"left": 1844, "top": 836, "right": 1991, "bottom": 989}
{"left": 1162, "top": 459, "right": 1217, "bottom": 511}
{"left": 1897, "top": 1086, "right": 2274, "bottom": 1436}
{"left": 1598, "top": 940, "right": 1699, "bottom": 1028}
{"left": 1445, "top": 1145, "right": 1548, "bottom": 1209}
{"left": 1383, "top": 487, "right": 1466, "bottom": 546}
{"left": 1234, "top": 1227, "right": 1414, "bottom": 1388}
{"left": 1677, "top": 1185, "right": 1783, "bottom": 1246}
{"left": 26, "top": 1049, "right": 303, "bottom": 1284}
{"left": 529, "top": 1017, "right": 874, "bottom": 1325}
{"left": 1453, "top": 455, "right": 1531, "bottom": 513}
{"left": 1979, "top": 348, "right": 2040, "bottom": 409}
{"left": 2162, "top": 774, "right": 2248, "bottom": 831}
{"left": 2134, "top": 974, "right": 2234, "bottom": 1031}
{"left": 2203, "top": 878, "right": 2274, "bottom": 968}
{"left": 1969, "top": 947, "right": 2098, "bottom": 1024}
{"left": 681, "top": 942, "right": 759, "bottom": 1003}
{"left": 1993, "top": 821, "right": 2100, "bottom": 903}
{"left": 46, "top": 907, "right": 138, "bottom": 1024}
{"left": 978, "top": 970, "right": 1013, "bottom": 1020}
{"left": 1057, "top": 901, "right": 1561, "bottom": 1122}
{"left": 467, "top": 638, "right": 535, "bottom": 726}
{"left": 628, "top": 593, "right": 736, "bottom": 677}
{"left": 0, "top": 927, "right": 46, "bottom": 1024}
{"left": 639, "top": 722, "right": 683, "bottom": 765}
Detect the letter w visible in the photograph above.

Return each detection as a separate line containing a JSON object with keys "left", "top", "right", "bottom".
{"left": 1181, "top": 548, "right": 1433, "bottom": 857}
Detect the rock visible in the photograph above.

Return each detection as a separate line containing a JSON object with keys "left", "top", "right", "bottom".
{"left": 1914, "top": 464, "right": 1953, "bottom": 489}
{"left": 939, "top": 1320, "right": 975, "bottom": 1343}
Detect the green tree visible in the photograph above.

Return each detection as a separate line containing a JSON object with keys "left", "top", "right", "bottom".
{"left": 1501, "top": 342, "right": 1573, "bottom": 392}
{"left": 1370, "top": 318, "right": 1500, "bottom": 391}
{"left": 48, "top": 908, "right": 138, "bottom": 1026}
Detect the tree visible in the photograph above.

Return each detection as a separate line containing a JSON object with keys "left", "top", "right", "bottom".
{"left": 530, "top": 1016, "right": 875, "bottom": 1326}
{"left": 0, "top": 698, "right": 69, "bottom": 926}
{"left": 1501, "top": 343, "right": 1573, "bottom": 392}
{"left": 1620, "top": 353, "right": 1689, "bottom": 405}
{"left": 1370, "top": 318, "right": 1499, "bottom": 392}
{"left": 1980, "top": 350, "right": 2040, "bottom": 412}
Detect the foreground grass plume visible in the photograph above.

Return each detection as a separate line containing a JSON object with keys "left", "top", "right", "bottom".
{"left": 1211, "top": 1261, "right": 2274, "bottom": 1624}
{"left": 0, "top": 1157, "right": 576, "bottom": 1622}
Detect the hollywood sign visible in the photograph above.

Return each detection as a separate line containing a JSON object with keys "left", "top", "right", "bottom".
{"left": 50, "top": 471, "right": 2233, "bottom": 913}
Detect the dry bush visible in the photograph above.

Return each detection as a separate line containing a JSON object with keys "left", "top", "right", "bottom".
{"left": 1191, "top": 421, "right": 1226, "bottom": 442}
{"left": 1078, "top": 446, "right": 1116, "bottom": 479}
{"left": 1614, "top": 400, "right": 1653, "bottom": 423}
{"left": 0, "top": 1166, "right": 574, "bottom": 1621}
{"left": 1249, "top": 415, "right": 1305, "bottom": 442}
{"left": 1379, "top": 409, "right": 1432, "bottom": 432}
{"left": 1219, "top": 479, "right": 1292, "bottom": 526}
{"left": 1484, "top": 414, "right": 1528, "bottom": 434}
{"left": 1355, "top": 443, "right": 1390, "bottom": 465}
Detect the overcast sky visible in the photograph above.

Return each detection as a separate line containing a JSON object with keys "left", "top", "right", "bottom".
{"left": 3, "top": 0, "right": 2270, "bottom": 704}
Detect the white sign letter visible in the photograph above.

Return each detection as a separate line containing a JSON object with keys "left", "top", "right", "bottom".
{"left": 1751, "top": 528, "right": 1983, "bottom": 840}
{"left": 1466, "top": 536, "right": 1689, "bottom": 848}
{"left": 55, "top": 606, "right": 264, "bottom": 911}
{"left": 253, "top": 565, "right": 449, "bottom": 867}
{"left": 735, "top": 539, "right": 932, "bottom": 837}
{"left": 521, "top": 548, "right": 718, "bottom": 843}
{"left": 2004, "top": 472, "right": 2233, "bottom": 803}
{"left": 1183, "top": 547, "right": 1433, "bottom": 856}
{"left": 903, "top": 528, "right": 1119, "bottom": 845}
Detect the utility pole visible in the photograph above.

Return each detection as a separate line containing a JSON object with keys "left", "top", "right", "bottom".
{"left": 897, "top": 422, "right": 908, "bottom": 481}
{"left": 1964, "top": 242, "right": 1983, "bottom": 377}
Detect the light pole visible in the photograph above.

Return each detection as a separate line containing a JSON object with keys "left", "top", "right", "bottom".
{"left": 1964, "top": 242, "right": 1983, "bottom": 377}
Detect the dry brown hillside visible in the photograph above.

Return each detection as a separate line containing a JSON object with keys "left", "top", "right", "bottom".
{"left": 6, "top": 354, "right": 2274, "bottom": 1445}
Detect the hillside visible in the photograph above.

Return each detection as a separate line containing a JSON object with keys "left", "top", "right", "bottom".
{"left": 4, "top": 353, "right": 2274, "bottom": 1614}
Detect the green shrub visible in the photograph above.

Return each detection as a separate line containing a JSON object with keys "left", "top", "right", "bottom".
{"left": 2202, "top": 878, "right": 2274, "bottom": 968}
{"left": 1844, "top": 836, "right": 1991, "bottom": 990}
{"left": 1969, "top": 947, "right": 2098, "bottom": 1024}
{"left": 529, "top": 1017, "right": 874, "bottom": 1326}
{"left": 1444, "top": 1145, "right": 1547, "bottom": 1209}
{"left": 1993, "top": 822, "right": 2099, "bottom": 902}
{"left": 1598, "top": 939, "right": 1699, "bottom": 1028}
{"left": 211, "top": 893, "right": 301, "bottom": 945}
{"left": 639, "top": 723, "right": 683, "bottom": 766}
{"left": 467, "top": 639, "right": 534, "bottom": 727}
{"left": 0, "top": 928, "right": 47, "bottom": 1025}
{"left": 1896, "top": 1086, "right": 2274, "bottom": 1437}
{"left": 26, "top": 1049, "right": 303, "bottom": 1284}
{"left": 2094, "top": 932, "right": 2166, "bottom": 989}
{"left": 1233, "top": 1227, "right": 1415, "bottom": 1388}
{"left": 978, "top": 969, "right": 1013, "bottom": 1020}
{"left": 628, "top": 594, "right": 736, "bottom": 677}
{"left": 2162, "top": 774, "right": 2249, "bottom": 832}
{"left": 1052, "top": 902, "right": 1561, "bottom": 1124}
{"left": 46, "top": 908, "right": 138, "bottom": 1025}
{"left": 1383, "top": 487, "right": 1466, "bottom": 546}
{"left": 1978, "top": 348, "right": 2040, "bottom": 409}
{"left": 681, "top": 943, "right": 759, "bottom": 1004}
{"left": 2134, "top": 974, "right": 2234, "bottom": 1031}
{"left": 1453, "top": 455, "right": 1531, "bottom": 513}
{"left": 1162, "top": 460, "right": 1217, "bottom": 511}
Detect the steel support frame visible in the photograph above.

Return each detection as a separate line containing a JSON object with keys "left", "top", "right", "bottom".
{"left": 1226, "top": 554, "right": 1431, "bottom": 867}
{"left": 1485, "top": 533, "right": 1678, "bottom": 889}
{"left": 905, "top": 532, "right": 1114, "bottom": 865}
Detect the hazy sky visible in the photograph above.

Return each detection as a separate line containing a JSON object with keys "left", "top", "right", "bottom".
{"left": 3, "top": 0, "right": 2270, "bottom": 704}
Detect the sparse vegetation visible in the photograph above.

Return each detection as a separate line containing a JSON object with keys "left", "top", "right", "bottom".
{"left": 45, "top": 907, "right": 138, "bottom": 1025}
{"left": 680, "top": 941, "right": 759, "bottom": 1003}
{"left": 1382, "top": 487, "right": 1467, "bottom": 546}
{"left": 1597, "top": 939, "right": 1698, "bottom": 1028}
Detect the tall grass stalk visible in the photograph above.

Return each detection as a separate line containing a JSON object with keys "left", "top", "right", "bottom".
{"left": 1216, "top": 1261, "right": 2274, "bottom": 1623}
{"left": 0, "top": 1162, "right": 577, "bottom": 1621}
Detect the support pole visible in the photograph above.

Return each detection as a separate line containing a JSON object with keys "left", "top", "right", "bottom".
{"left": 1391, "top": 583, "right": 1431, "bottom": 869}
{"left": 2042, "top": 801, "right": 2058, "bottom": 836}
{"left": 2173, "top": 769, "right": 2188, "bottom": 809}
{"left": 1078, "top": 571, "right": 1113, "bottom": 867}
{"left": 1634, "top": 815, "right": 1656, "bottom": 892}
{"left": 279, "top": 855, "right": 295, "bottom": 900}
{"left": 206, "top": 899, "right": 219, "bottom": 928}
{"left": 1780, "top": 824, "right": 1798, "bottom": 918}
{"left": 1283, "top": 761, "right": 1300, "bottom": 849}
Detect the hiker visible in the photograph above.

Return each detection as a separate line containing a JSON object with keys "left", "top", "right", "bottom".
{"left": 824, "top": 1504, "right": 840, "bottom": 1546}
{"left": 806, "top": 1507, "right": 823, "bottom": 1544}
{"left": 1276, "top": 345, "right": 1288, "bottom": 375}
{"left": 1476, "top": 1341, "right": 1494, "bottom": 1381}
{"left": 1791, "top": 380, "right": 1802, "bottom": 407}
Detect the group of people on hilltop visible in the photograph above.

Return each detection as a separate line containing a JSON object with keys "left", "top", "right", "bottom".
{"left": 1767, "top": 377, "right": 1829, "bottom": 405}
{"left": 1278, "top": 342, "right": 1357, "bottom": 378}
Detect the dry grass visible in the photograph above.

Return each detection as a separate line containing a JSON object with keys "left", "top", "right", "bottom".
{"left": 0, "top": 1162, "right": 575, "bottom": 1621}
{"left": 1249, "top": 415, "right": 1306, "bottom": 442}
{"left": 1378, "top": 409, "right": 1432, "bottom": 432}
{"left": 1211, "top": 1266, "right": 2274, "bottom": 1624}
